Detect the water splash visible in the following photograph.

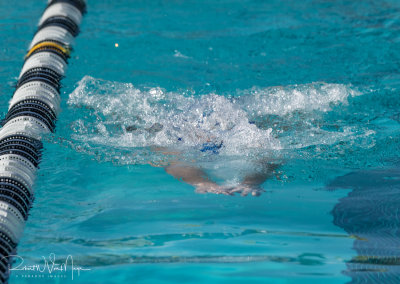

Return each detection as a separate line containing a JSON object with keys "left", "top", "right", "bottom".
{"left": 63, "top": 76, "right": 365, "bottom": 166}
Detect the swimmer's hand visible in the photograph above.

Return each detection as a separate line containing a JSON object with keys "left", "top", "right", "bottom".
{"left": 227, "top": 185, "right": 265, "bottom": 197}
{"left": 194, "top": 183, "right": 234, "bottom": 195}
{"left": 194, "top": 183, "right": 264, "bottom": 196}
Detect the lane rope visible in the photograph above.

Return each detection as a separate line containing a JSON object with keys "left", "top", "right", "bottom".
{"left": 0, "top": 1, "right": 86, "bottom": 282}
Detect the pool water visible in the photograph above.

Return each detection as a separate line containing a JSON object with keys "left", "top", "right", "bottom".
{"left": 1, "top": 0, "right": 400, "bottom": 283}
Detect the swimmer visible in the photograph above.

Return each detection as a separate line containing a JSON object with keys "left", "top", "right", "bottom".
{"left": 164, "top": 157, "right": 278, "bottom": 196}
{"left": 128, "top": 122, "right": 279, "bottom": 196}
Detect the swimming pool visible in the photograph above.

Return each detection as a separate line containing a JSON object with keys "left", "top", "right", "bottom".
{"left": 1, "top": 0, "right": 400, "bottom": 283}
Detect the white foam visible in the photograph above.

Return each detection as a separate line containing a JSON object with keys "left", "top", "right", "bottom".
{"left": 66, "top": 76, "right": 363, "bottom": 164}
{"left": 237, "top": 83, "right": 360, "bottom": 116}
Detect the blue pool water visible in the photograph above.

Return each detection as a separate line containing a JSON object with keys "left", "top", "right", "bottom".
{"left": 1, "top": 0, "right": 400, "bottom": 283}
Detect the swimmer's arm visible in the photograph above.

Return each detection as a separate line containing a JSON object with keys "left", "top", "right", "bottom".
{"left": 165, "top": 161, "right": 210, "bottom": 185}
{"left": 149, "top": 146, "right": 230, "bottom": 195}
{"left": 165, "top": 161, "right": 230, "bottom": 195}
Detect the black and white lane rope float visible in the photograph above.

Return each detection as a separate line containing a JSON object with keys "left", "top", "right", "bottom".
{"left": 0, "top": 0, "right": 86, "bottom": 282}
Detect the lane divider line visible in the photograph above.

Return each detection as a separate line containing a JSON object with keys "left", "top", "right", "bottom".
{"left": 0, "top": 0, "right": 86, "bottom": 282}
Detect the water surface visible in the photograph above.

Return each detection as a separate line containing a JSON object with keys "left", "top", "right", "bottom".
{"left": 0, "top": 0, "right": 399, "bottom": 283}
